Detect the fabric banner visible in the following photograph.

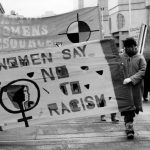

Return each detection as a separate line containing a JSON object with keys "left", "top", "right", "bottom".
{"left": 0, "top": 39, "right": 133, "bottom": 130}
{"left": 0, "top": 6, "right": 100, "bottom": 53}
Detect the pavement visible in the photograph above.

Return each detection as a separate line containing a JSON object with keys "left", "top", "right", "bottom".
{"left": 0, "top": 102, "right": 150, "bottom": 150}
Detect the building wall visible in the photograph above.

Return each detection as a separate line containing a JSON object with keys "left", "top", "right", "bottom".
{"left": 99, "top": 0, "right": 111, "bottom": 38}
{"left": 78, "top": 0, "right": 84, "bottom": 9}
{"left": 146, "top": 0, "right": 150, "bottom": 7}
{"left": 110, "top": 9, "right": 146, "bottom": 33}
{"left": 108, "top": 0, "right": 146, "bottom": 49}
{"left": 108, "top": 0, "right": 118, "bottom": 10}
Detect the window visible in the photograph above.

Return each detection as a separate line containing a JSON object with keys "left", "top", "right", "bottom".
{"left": 117, "top": 13, "right": 125, "bottom": 29}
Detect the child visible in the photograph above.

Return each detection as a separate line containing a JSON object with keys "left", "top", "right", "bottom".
{"left": 120, "top": 37, "right": 146, "bottom": 139}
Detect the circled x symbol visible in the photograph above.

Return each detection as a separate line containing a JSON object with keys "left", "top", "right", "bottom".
{"left": 59, "top": 13, "right": 99, "bottom": 43}
{"left": 0, "top": 79, "right": 40, "bottom": 127}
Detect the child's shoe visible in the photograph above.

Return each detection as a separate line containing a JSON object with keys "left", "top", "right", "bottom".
{"left": 125, "top": 122, "right": 134, "bottom": 139}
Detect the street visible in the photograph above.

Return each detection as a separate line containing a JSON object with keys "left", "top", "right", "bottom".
{"left": 0, "top": 102, "right": 150, "bottom": 150}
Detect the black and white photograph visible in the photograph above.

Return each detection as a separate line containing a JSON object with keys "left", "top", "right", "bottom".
{"left": 0, "top": 0, "right": 150, "bottom": 149}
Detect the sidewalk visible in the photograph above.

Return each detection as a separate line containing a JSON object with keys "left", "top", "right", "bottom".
{"left": 0, "top": 102, "right": 150, "bottom": 150}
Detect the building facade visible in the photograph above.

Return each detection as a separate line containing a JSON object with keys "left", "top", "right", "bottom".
{"left": 108, "top": 0, "right": 147, "bottom": 49}
{"left": 75, "top": 0, "right": 149, "bottom": 49}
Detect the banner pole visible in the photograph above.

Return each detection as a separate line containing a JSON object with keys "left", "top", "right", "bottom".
{"left": 138, "top": 24, "right": 147, "bottom": 54}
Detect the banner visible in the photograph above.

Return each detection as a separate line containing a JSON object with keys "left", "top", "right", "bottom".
{"left": 129, "top": 26, "right": 141, "bottom": 44}
{"left": 0, "top": 6, "right": 101, "bottom": 53}
{"left": 0, "top": 39, "right": 133, "bottom": 130}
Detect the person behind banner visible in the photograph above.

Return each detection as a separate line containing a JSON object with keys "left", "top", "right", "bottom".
{"left": 143, "top": 59, "right": 150, "bottom": 102}
{"left": 100, "top": 113, "right": 119, "bottom": 123}
{"left": 120, "top": 37, "right": 146, "bottom": 139}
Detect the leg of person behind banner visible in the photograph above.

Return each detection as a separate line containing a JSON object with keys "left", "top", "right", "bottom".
{"left": 111, "top": 113, "right": 119, "bottom": 124}
{"left": 121, "top": 110, "right": 135, "bottom": 139}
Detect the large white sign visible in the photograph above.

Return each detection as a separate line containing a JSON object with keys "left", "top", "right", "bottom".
{"left": 0, "top": 40, "right": 119, "bottom": 130}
